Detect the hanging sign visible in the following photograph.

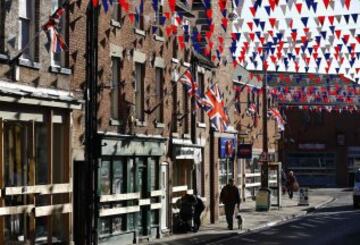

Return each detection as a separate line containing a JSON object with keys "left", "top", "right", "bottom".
{"left": 238, "top": 144, "right": 252, "bottom": 159}
{"left": 219, "top": 138, "right": 236, "bottom": 158}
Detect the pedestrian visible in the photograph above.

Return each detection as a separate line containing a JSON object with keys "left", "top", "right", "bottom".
{"left": 220, "top": 179, "right": 241, "bottom": 230}
{"left": 286, "top": 170, "right": 297, "bottom": 199}
{"left": 193, "top": 195, "right": 205, "bottom": 232}
{"left": 281, "top": 169, "right": 287, "bottom": 195}
{"left": 178, "top": 193, "right": 196, "bottom": 232}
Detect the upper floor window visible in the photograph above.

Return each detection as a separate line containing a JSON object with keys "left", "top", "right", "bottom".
{"left": 154, "top": 0, "right": 164, "bottom": 36}
{"left": 197, "top": 73, "right": 205, "bottom": 122}
{"left": 135, "top": 0, "right": 144, "bottom": 30}
{"left": 155, "top": 67, "right": 164, "bottom": 123}
{"left": 111, "top": 57, "right": 121, "bottom": 119}
{"left": 0, "top": 0, "right": 5, "bottom": 53}
{"left": 51, "top": 0, "right": 67, "bottom": 67}
{"left": 135, "top": 62, "right": 145, "bottom": 121}
{"left": 19, "top": 0, "right": 36, "bottom": 61}
{"left": 111, "top": 1, "right": 122, "bottom": 23}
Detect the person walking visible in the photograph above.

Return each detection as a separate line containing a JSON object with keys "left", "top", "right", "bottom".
{"left": 220, "top": 179, "right": 240, "bottom": 230}
{"left": 193, "top": 195, "right": 205, "bottom": 232}
{"left": 281, "top": 169, "right": 287, "bottom": 195}
{"left": 286, "top": 170, "right": 297, "bottom": 199}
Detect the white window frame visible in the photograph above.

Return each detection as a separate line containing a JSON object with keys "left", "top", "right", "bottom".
{"left": 19, "top": 0, "right": 35, "bottom": 61}
{"left": 50, "top": 0, "right": 66, "bottom": 68}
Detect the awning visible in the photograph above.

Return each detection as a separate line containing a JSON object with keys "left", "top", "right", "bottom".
{"left": 0, "top": 80, "right": 82, "bottom": 109}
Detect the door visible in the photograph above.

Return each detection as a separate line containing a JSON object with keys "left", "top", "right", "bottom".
{"left": 160, "top": 162, "right": 168, "bottom": 231}
{"left": 136, "top": 158, "right": 150, "bottom": 237}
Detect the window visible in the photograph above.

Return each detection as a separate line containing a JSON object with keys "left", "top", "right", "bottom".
{"left": 135, "top": 0, "right": 144, "bottom": 30}
{"left": 172, "top": 82, "right": 178, "bottom": 132}
{"left": 219, "top": 159, "right": 234, "bottom": 191}
{"left": 51, "top": 0, "right": 67, "bottom": 67}
{"left": 256, "top": 93, "right": 260, "bottom": 113}
{"left": 0, "top": 0, "right": 5, "bottom": 53}
{"left": 111, "top": 57, "right": 121, "bottom": 119}
{"left": 172, "top": 38, "right": 178, "bottom": 59}
{"left": 19, "top": 0, "right": 36, "bottom": 60}
{"left": 197, "top": 73, "right": 205, "bottom": 122}
{"left": 3, "top": 117, "right": 69, "bottom": 243}
{"left": 154, "top": 0, "right": 163, "bottom": 36}
{"left": 183, "top": 86, "right": 189, "bottom": 133}
{"left": 155, "top": 67, "right": 164, "bottom": 123}
{"left": 135, "top": 62, "right": 145, "bottom": 121}
{"left": 111, "top": 1, "right": 122, "bottom": 23}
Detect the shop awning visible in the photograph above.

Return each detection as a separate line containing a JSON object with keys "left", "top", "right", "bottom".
{"left": 0, "top": 79, "right": 82, "bottom": 109}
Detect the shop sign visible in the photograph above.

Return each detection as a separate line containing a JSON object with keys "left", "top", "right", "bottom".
{"left": 175, "top": 147, "right": 195, "bottom": 159}
{"left": 219, "top": 138, "right": 236, "bottom": 158}
{"left": 238, "top": 144, "right": 252, "bottom": 159}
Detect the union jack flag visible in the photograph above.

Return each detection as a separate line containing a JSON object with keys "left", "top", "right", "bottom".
{"left": 51, "top": 29, "right": 67, "bottom": 53}
{"left": 180, "top": 70, "right": 198, "bottom": 97}
{"left": 269, "top": 107, "right": 286, "bottom": 132}
{"left": 200, "top": 84, "right": 230, "bottom": 132}
{"left": 42, "top": 7, "right": 65, "bottom": 31}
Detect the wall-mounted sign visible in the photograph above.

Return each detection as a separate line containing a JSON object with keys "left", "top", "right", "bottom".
{"left": 219, "top": 138, "right": 236, "bottom": 159}
{"left": 175, "top": 147, "right": 195, "bottom": 159}
{"left": 238, "top": 144, "right": 252, "bottom": 159}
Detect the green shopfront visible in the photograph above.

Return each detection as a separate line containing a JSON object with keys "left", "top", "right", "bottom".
{"left": 98, "top": 134, "right": 166, "bottom": 244}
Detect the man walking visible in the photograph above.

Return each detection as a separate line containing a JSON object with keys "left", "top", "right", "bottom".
{"left": 220, "top": 179, "right": 240, "bottom": 230}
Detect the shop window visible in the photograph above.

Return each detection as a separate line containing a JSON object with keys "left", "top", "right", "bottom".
{"left": 135, "top": 62, "right": 145, "bottom": 121}
{"left": 219, "top": 159, "right": 234, "bottom": 191}
{"left": 197, "top": 73, "right": 205, "bottom": 122}
{"left": 3, "top": 118, "right": 69, "bottom": 243}
{"left": 111, "top": 57, "right": 121, "bottom": 120}
{"left": 155, "top": 67, "right": 164, "bottom": 123}
{"left": 51, "top": 0, "right": 68, "bottom": 67}
{"left": 19, "top": 0, "right": 36, "bottom": 61}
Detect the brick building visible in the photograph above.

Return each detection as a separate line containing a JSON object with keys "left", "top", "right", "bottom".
{"left": 0, "top": 0, "right": 83, "bottom": 244}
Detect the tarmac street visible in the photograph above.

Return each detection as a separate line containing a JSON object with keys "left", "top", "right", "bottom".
{"left": 153, "top": 188, "right": 360, "bottom": 245}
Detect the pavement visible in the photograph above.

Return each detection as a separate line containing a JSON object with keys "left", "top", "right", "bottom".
{"left": 152, "top": 189, "right": 334, "bottom": 244}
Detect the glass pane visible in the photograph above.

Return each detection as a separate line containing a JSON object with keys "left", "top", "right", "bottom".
{"left": 112, "top": 159, "right": 124, "bottom": 194}
{"left": 53, "top": 123, "right": 66, "bottom": 183}
{"left": 111, "top": 58, "right": 120, "bottom": 119}
{"left": 100, "top": 161, "right": 111, "bottom": 195}
{"left": 36, "top": 123, "right": 48, "bottom": 185}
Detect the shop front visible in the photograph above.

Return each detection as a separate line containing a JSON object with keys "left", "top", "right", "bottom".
{"left": 0, "top": 84, "right": 81, "bottom": 244}
{"left": 98, "top": 134, "right": 166, "bottom": 244}
{"left": 170, "top": 138, "right": 202, "bottom": 224}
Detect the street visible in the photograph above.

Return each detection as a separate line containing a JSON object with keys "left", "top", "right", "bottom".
{"left": 155, "top": 189, "right": 360, "bottom": 245}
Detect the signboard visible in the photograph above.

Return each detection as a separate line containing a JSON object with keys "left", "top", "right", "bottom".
{"left": 219, "top": 138, "right": 236, "bottom": 159}
{"left": 175, "top": 146, "right": 195, "bottom": 159}
{"left": 298, "top": 188, "right": 309, "bottom": 206}
{"left": 238, "top": 144, "right": 252, "bottom": 159}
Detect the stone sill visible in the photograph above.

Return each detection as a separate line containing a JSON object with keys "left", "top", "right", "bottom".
{"left": 49, "top": 66, "right": 72, "bottom": 75}
{"left": 171, "top": 58, "right": 179, "bottom": 64}
{"left": 154, "top": 35, "right": 165, "bottom": 42}
{"left": 134, "top": 28, "right": 146, "bottom": 37}
{"left": 18, "top": 58, "right": 41, "bottom": 70}
{"left": 171, "top": 132, "right": 179, "bottom": 138}
{"left": 182, "top": 61, "right": 191, "bottom": 68}
{"left": 0, "top": 53, "right": 9, "bottom": 62}
{"left": 109, "top": 118, "right": 122, "bottom": 126}
{"left": 197, "top": 122, "right": 206, "bottom": 128}
{"left": 135, "top": 119, "right": 147, "bottom": 127}
{"left": 110, "top": 19, "right": 121, "bottom": 28}
{"left": 155, "top": 122, "right": 165, "bottom": 128}
{"left": 183, "top": 133, "right": 191, "bottom": 139}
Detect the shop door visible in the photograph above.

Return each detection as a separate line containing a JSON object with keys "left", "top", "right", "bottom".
{"left": 160, "top": 163, "right": 168, "bottom": 231}
{"left": 136, "top": 158, "right": 150, "bottom": 237}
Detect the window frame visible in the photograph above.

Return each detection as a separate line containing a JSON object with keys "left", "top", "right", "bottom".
{"left": 135, "top": 62, "right": 145, "bottom": 122}
{"left": 111, "top": 56, "right": 121, "bottom": 120}
{"left": 155, "top": 67, "right": 164, "bottom": 123}
{"left": 19, "top": 0, "right": 35, "bottom": 61}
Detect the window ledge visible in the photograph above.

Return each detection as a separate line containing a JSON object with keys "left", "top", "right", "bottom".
{"left": 171, "top": 58, "right": 179, "bottom": 64}
{"left": 135, "top": 120, "right": 147, "bottom": 127}
{"left": 110, "top": 19, "right": 121, "bottom": 28}
{"left": 110, "top": 118, "right": 122, "bottom": 126}
{"left": 171, "top": 132, "right": 179, "bottom": 138}
{"left": 154, "top": 35, "right": 165, "bottom": 42}
{"left": 49, "top": 66, "right": 72, "bottom": 75}
{"left": 134, "top": 28, "right": 146, "bottom": 37}
{"left": 155, "top": 122, "right": 165, "bottom": 128}
{"left": 183, "top": 133, "right": 191, "bottom": 139}
{"left": 0, "top": 53, "right": 9, "bottom": 62}
{"left": 182, "top": 61, "right": 191, "bottom": 67}
{"left": 18, "top": 58, "right": 41, "bottom": 70}
{"left": 197, "top": 122, "right": 206, "bottom": 128}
